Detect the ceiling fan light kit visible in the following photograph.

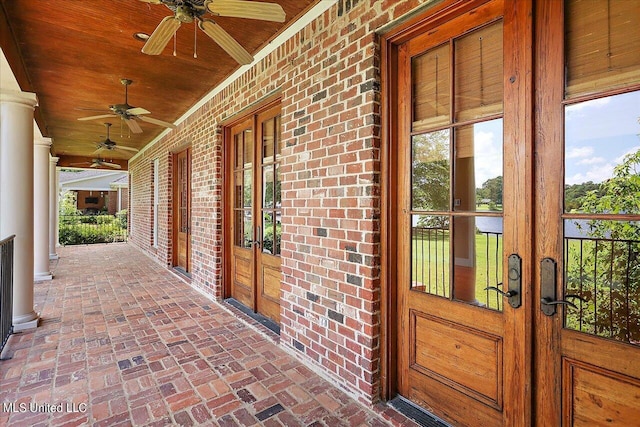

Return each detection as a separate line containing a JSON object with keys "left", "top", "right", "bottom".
{"left": 77, "top": 79, "right": 176, "bottom": 134}
{"left": 140, "top": 0, "right": 286, "bottom": 64}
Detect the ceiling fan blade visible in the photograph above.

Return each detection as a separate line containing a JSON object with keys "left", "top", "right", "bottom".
{"left": 207, "top": 0, "right": 286, "bottom": 22}
{"left": 127, "top": 107, "right": 151, "bottom": 116}
{"left": 92, "top": 147, "right": 105, "bottom": 155}
{"left": 90, "top": 163, "right": 99, "bottom": 168}
{"left": 115, "top": 146, "right": 140, "bottom": 153}
{"left": 137, "top": 115, "right": 177, "bottom": 129}
{"left": 199, "top": 19, "right": 253, "bottom": 65}
{"left": 78, "top": 114, "right": 117, "bottom": 121}
{"left": 142, "top": 16, "right": 182, "bottom": 55}
{"left": 101, "top": 162, "right": 123, "bottom": 169}
{"left": 124, "top": 118, "right": 143, "bottom": 134}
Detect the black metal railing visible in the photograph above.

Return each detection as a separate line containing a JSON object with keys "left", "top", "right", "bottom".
{"left": 564, "top": 236, "right": 640, "bottom": 345}
{"left": 0, "top": 235, "right": 15, "bottom": 357}
{"left": 59, "top": 213, "right": 128, "bottom": 245}
{"left": 411, "top": 226, "right": 503, "bottom": 310}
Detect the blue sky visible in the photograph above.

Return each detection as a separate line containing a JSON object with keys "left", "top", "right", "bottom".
{"left": 466, "top": 91, "right": 640, "bottom": 187}
{"left": 565, "top": 91, "right": 640, "bottom": 185}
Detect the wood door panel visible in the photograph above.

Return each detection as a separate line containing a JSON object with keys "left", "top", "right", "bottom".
{"left": 233, "top": 251, "right": 252, "bottom": 287}
{"left": 261, "top": 261, "right": 280, "bottom": 302}
{"left": 408, "top": 370, "right": 502, "bottom": 427}
{"left": 561, "top": 330, "right": 640, "bottom": 380}
{"left": 563, "top": 359, "right": 640, "bottom": 426}
{"left": 178, "top": 232, "right": 187, "bottom": 267}
{"left": 408, "top": 292, "right": 504, "bottom": 337}
{"left": 411, "top": 310, "right": 503, "bottom": 408}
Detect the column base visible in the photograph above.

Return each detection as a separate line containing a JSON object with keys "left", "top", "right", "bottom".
{"left": 12, "top": 311, "right": 40, "bottom": 332}
{"left": 49, "top": 253, "right": 59, "bottom": 260}
{"left": 34, "top": 272, "right": 53, "bottom": 281}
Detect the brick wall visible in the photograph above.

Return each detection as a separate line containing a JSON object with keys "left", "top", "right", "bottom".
{"left": 129, "top": 0, "right": 433, "bottom": 404}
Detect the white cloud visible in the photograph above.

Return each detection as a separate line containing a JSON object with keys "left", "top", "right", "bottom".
{"left": 577, "top": 157, "right": 605, "bottom": 165}
{"left": 566, "top": 146, "right": 594, "bottom": 158}
{"left": 566, "top": 163, "right": 615, "bottom": 185}
{"left": 566, "top": 97, "right": 611, "bottom": 113}
{"left": 474, "top": 131, "right": 502, "bottom": 185}
{"left": 615, "top": 145, "right": 640, "bottom": 163}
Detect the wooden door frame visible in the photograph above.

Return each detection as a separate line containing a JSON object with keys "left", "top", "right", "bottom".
{"left": 222, "top": 94, "right": 282, "bottom": 302}
{"left": 172, "top": 146, "right": 192, "bottom": 272}
{"left": 379, "top": 1, "right": 533, "bottom": 424}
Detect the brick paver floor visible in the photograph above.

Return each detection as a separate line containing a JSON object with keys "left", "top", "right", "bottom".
{"left": 0, "top": 243, "right": 416, "bottom": 426}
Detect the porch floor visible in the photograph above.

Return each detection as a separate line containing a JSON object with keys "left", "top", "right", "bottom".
{"left": 0, "top": 243, "right": 415, "bottom": 426}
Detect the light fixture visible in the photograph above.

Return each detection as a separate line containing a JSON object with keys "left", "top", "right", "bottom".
{"left": 133, "top": 32, "right": 150, "bottom": 42}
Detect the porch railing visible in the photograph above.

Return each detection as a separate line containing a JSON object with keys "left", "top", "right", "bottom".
{"left": 564, "top": 235, "right": 640, "bottom": 345}
{"left": 59, "top": 213, "right": 128, "bottom": 245}
{"left": 0, "top": 235, "right": 15, "bottom": 357}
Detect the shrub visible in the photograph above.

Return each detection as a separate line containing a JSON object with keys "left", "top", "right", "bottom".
{"left": 116, "top": 209, "right": 128, "bottom": 229}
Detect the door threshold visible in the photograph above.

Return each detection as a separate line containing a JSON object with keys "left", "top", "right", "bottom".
{"left": 388, "top": 396, "right": 452, "bottom": 427}
{"left": 224, "top": 298, "right": 280, "bottom": 335}
{"left": 172, "top": 267, "right": 192, "bottom": 281}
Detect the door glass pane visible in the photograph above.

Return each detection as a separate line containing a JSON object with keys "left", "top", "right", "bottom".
{"left": 275, "top": 164, "right": 281, "bottom": 207}
{"left": 263, "top": 165, "right": 274, "bottom": 209}
{"left": 234, "top": 171, "right": 243, "bottom": 209}
{"left": 243, "top": 212, "right": 253, "bottom": 248}
{"left": 454, "top": 21, "right": 503, "bottom": 122}
{"left": 263, "top": 212, "right": 275, "bottom": 254}
{"left": 234, "top": 210, "right": 243, "bottom": 247}
{"left": 235, "top": 133, "right": 243, "bottom": 168}
{"left": 564, "top": 91, "right": 640, "bottom": 214}
{"left": 564, "top": 219, "right": 640, "bottom": 345}
{"left": 243, "top": 169, "right": 252, "bottom": 208}
{"left": 243, "top": 129, "right": 253, "bottom": 168}
{"left": 453, "top": 216, "right": 503, "bottom": 311}
{"left": 411, "top": 215, "right": 450, "bottom": 297}
{"left": 275, "top": 115, "right": 282, "bottom": 158}
{"left": 565, "top": 0, "right": 640, "bottom": 98}
{"left": 263, "top": 117, "right": 274, "bottom": 161}
{"left": 274, "top": 214, "right": 281, "bottom": 256}
{"left": 454, "top": 119, "right": 503, "bottom": 212}
{"left": 412, "top": 130, "right": 450, "bottom": 211}
{"left": 412, "top": 44, "right": 450, "bottom": 131}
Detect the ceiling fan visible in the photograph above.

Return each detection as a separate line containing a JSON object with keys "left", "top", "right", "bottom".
{"left": 78, "top": 79, "right": 176, "bottom": 134}
{"left": 70, "top": 158, "right": 123, "bottom": 170}
{"left": 93, "top": 123, "right": 139, "bottom": 156}
{"left": 139, "top": 0, "right": 286, "bottom": 65}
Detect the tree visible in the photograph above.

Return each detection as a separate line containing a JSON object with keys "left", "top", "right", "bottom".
{"left": 564, "top": 181, "right": 601, "bottom": 212}
{"left": 411, "top": 130, "right": 449, "bottom": 228}
{"left": 476, "top": 176, "right": 503, "bottom": 206}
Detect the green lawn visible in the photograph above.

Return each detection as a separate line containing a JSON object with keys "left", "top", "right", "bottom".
{"left": 411, "top": 231, "right": 504, "bottom": 310}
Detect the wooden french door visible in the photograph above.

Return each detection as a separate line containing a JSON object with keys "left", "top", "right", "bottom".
{"left": 535, "top": 1, "right": 640, "bottom": 425}
{"left": 392, "top": 1, "right": 529, "bottom": 425}
{"left": 228, "top": 103, "right": 282, "bottom": 323}
{"left": 173, "top": 147, "right": 191, "bottom": 273}
{"left": 390, "top": 0, "right": 640, "bottom": 425}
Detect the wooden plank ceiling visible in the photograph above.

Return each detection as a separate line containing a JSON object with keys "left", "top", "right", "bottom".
{"left": 0, "top": 0, "right": 317, "bottom": 170}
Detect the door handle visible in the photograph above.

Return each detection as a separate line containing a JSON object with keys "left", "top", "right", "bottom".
{"left": 540, "top": 258, "right": 585, "bottom": 316}
{"left": 484, "top": 254, "right": 522, "bottom": 309}
{"left": 253, "top": 226, "right": 261, "bottom": 248}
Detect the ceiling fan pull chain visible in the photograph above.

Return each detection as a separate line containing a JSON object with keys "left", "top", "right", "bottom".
{"left": 194, "top": 23, "right": 198, "bottom": 59}
{"left": 173, "top": 32, "right": 177, "bottom": 56}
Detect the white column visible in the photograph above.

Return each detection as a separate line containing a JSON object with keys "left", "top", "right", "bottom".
{"left": 49, "top": 156, "right": 59, "bottom": 260}
{"left": 34, "top": 137, "right": 53, "bottom": 281}
{"left": 0, "top": 90, "right": 39, "bottom": 331}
